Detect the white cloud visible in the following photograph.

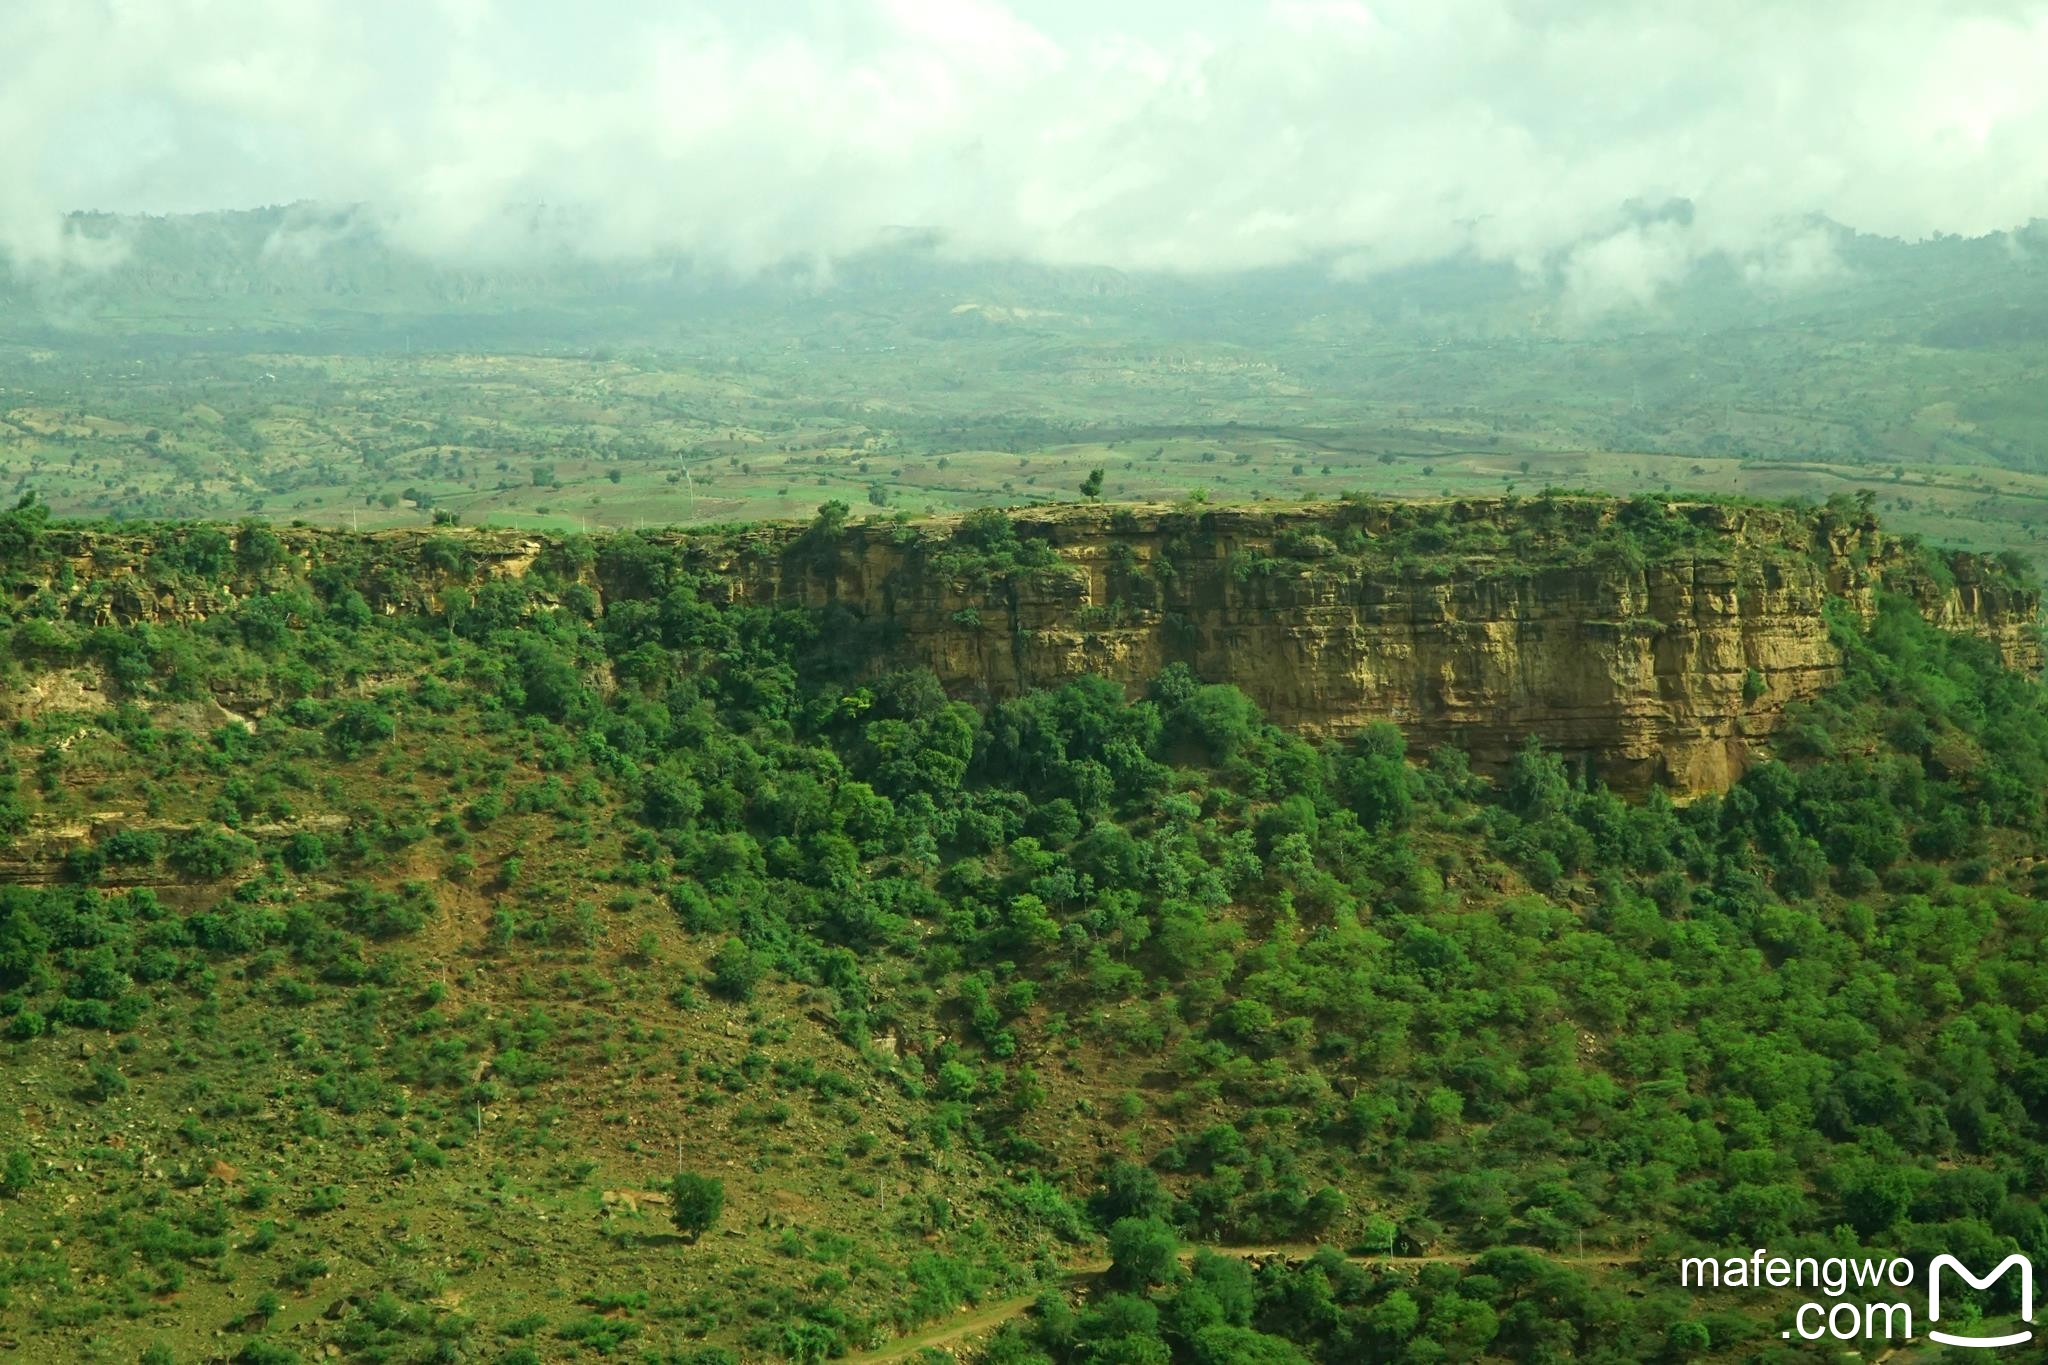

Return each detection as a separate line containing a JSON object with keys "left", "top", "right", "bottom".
{"left": 4, "top": 0, "right": 2048, "bottom": 292}
{"left": 1561, "top": 222, "right": 1695, "bottom": 320}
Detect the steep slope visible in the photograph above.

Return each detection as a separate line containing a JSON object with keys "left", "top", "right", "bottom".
{"left": 4, "top": 498, "right": 2048, "bottom": 1362}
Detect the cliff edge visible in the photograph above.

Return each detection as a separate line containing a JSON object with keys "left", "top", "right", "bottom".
{"left": 11, "top": 495, "right": 2040, "bottom": 794}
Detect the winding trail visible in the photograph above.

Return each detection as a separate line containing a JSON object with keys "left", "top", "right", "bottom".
{"left": 846, "top": 1247, "right": 1642, "bottom": 1363}
{"left": 851, "top": 1289, "right": 1074, "bottom": 1365}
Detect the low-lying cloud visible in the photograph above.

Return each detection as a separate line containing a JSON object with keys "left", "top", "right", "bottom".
{"left": 7, "top": 0, "right": 2048, "bottom": 312}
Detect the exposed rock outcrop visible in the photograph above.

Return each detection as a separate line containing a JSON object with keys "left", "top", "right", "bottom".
{"left": 10, "top": 497, "right": 2041, "bottom": 793}
{"left": 688, "top": 499, "right": 2040, "bottom": 791}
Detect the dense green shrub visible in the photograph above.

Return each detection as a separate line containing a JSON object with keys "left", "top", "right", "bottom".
{"left": 669, "top": 1173, "right": 725, "bottom": 1242}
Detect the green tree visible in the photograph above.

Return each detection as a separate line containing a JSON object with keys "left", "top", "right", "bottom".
{"left": 0, "top": 491, "right": 49, "bottom": 564}
{"left": 1368, "top": 1289, "right": 1421, "bottom": 1346}
{"left": 710, "top": 938, "right": 764, "bottom": 1001}
{"left": 235, "top": 523, "right": 286, "bottom": 575}
{"left": 1839, "top": 1162, "right": 1927, "bottom": 1237}
{"left": 281, "top": 833, "right": 329, "bottom": 873}
{"left": 328, "top": 700, "right": 396, "bottom": 758}
{"left": 1093, "top": 1161, "right": 1173, "bottom": 1225}
{"left": 1107, "top": 1216, "right": 1181, "bottom": 1288}
{"left": 670, "top": 1172, "right": 726, "bottom": 1242}
{"left": 1666, "top": 1321, "right": 1711, "bottom": 1353}
{"left": 781, "top": 1320, "right": 834, "bottom": 1363}
{"left": 1188, "top": 1326, "right": 1305, "bottom": 1365}
{"left": 1080, "top": 468, "right": 1105, "bottom": 500}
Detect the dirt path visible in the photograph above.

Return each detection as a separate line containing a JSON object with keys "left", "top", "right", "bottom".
{"left": 850, "top": 1293, "right": 1051, "bottom": 1364}
{"left": 845, "top": 1247, "right": 1643, "bottom": 1362}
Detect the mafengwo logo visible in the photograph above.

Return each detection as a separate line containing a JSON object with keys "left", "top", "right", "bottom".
{"left": 1681, "top": 1249, "right": 2035, "bottom": 1348}
{"left": 1928, "top": 1254, "right": 2034, "bottom": 1350}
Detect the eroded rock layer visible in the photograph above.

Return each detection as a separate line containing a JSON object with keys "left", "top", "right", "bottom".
{"left": 14, "top": 498, "right": 2041, "bottom": 793}
{"left": 697, "top": 499, "right": 2039, "bottom": 792}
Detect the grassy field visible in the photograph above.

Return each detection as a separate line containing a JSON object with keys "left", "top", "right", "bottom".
{"left": 5, "top": 345, "right": 2047, "bottom": 568}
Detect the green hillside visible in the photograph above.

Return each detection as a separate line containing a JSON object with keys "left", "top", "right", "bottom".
{"left": 2, "top": 498, "right": 2047, "bottom": 1362}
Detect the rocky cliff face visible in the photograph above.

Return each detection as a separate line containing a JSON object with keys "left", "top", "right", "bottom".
{"left": 690, "top": 499, "right": 2041, "bottom": 792}
{"left": 14, "top": 498, "right": 2042, "bottom": 794}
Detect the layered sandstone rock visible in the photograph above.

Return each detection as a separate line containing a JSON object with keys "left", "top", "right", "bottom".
{"left": 693, "top": 499, "right": 2040, "bottom": 792}
{"left": 13, "top": 497, "right": 2041, "bottom": 793}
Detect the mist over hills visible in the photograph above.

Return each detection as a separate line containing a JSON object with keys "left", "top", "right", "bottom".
{"left": 6, "top": 205, "right": 2047, "bottom": 355}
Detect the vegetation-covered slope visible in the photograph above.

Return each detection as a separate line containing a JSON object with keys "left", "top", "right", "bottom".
{"left": 1, "top": 500, "right": 2047, "bottom": 1362}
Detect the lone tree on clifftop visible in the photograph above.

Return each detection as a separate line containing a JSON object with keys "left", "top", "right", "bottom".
{"left": 1079, "top": 467, "right": 1105, "bottom": 501}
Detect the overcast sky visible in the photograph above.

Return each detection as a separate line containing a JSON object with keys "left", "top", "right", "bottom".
{"left": 7, "top": 0, "right": 2048, "bottom": 299}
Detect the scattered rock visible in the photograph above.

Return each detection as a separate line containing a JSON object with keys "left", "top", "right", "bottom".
{"left": 601, "top": 1188, "right": 671, "bottom": 1214}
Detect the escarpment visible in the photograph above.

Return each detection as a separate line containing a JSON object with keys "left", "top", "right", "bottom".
{"left": 694, "top": 499, "right": 2038, "bottom": 792}
{"left": 7, "top": 497, "right": 2040, "bottom": 794}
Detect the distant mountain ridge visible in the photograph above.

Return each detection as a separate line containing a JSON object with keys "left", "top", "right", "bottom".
{"left": 5, "top": 203, "right": 2046, "bottom": 352}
